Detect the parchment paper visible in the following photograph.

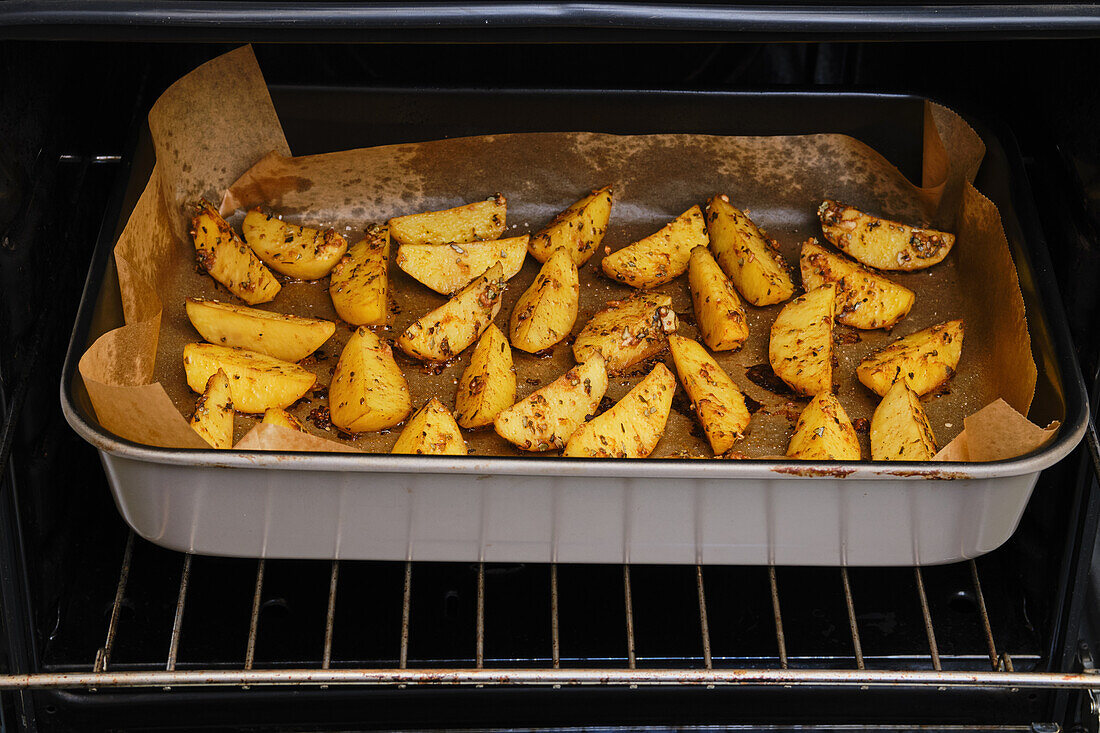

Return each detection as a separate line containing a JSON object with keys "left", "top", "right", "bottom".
{"left": 78, "top": 45, "right": 1058, "bottom": 461}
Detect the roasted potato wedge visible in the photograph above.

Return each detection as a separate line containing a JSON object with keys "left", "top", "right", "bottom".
{"left": 800, "top": 238, "right": 915, "bottom": 330}
{"left": 818, "top": 200, "right": 955, "bottom": 271}
{"left": 705, "top": 194, "right": 794, "bottom": 306}
{"left": 601, "top": 205, "right": 708, "bottom": 288}
{"left": 242, "top": 209, "right": 348, "bottom": 280}
{"left": 563, "top": 363, "right": 675, "bottom": 458}
{"left": 668, "top": 335, "right": 750, "bottom": 455}
{"left": 396, "top": 262, "right": 506, "bottom": 362}
{"left": 190, "top": 369, "right": 234, "bottom": 449}
{"left": 871, "top": 379, "right": 937, "bottom": 461}
{"left": 769, "top": 283, "right": 835, "bottom": 396}
{"left": 573, "top": 292, "right": 678, "bottom": 375}
{"left": 395, "top": 235, "right": 527, "bottom": 295}
{"left": 786, "top": 392, "right": 861, "bottom": 461}
{"left": 455, "top": 324, "right": 517, "bottom": 429}
{"left": 183, "top": 343, "right": 315, "bottom": 414}
{"left": 509, "top": 248, "right": 579, "bottom": 353}
{"left": 392, "top": 398, "right": 468, "bottom": 455}
{"left": 185, "top": 298, "right": 335, "bottom": 363}
{"left": 494, "top": 354, "right": 608, "bottom": 451}
{"left": 329, "top": 327, "right": 412, "bottom": 432}
{"left": 389, "top": 195, "right": 506, "bottom": 247}
{"left": 261, "top": 407, "right": 306, "bottom": 432}
{"left": 190, "top": 202, "right": 280, "bottom": 305}
{"left": 857, "top": 319, "right": 964, "bottom": 397}
{"left": 688, "top": 245, "right": 749, "bottom": 351}
{"left": 329, "top": 225, "right": 390, "bottom": 326}
{"left": 528, "top": 186, "right": 613, "bottom": 265}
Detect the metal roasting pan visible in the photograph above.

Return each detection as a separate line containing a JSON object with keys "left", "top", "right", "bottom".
{"left": 60, "top": 89, "right": 1090, "bottom": 565}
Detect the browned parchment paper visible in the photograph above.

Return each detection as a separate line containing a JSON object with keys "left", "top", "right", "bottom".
{"left": 79, "top": 45, "right": 1054, "bottom": 461}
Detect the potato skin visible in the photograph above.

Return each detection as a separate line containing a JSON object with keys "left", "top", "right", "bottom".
{"left": 396, "top": 235, "right": 528, "bottom": 295}
{"left": 705, "top": 195, "right": 794, "bottom": 306}
{"left": 871, "top": 379, "right": 937, "bottom": 461}
{"left": 818, "top": 199, "right": 955, "bottom": 271}
{"left": 392, "top": 398, "right": 468, "bottom": 455}
{"left": 329, "top": 327, "right": 412, "bottom": 433}
{"left": 769, "top": 283, "right": 835, "bottom": 397}
{"left": 185, "top": 297, "right": 335, "bottom": 363}
{"left": 668, "top": 335, "right": 750, "bottom": 456}
{"left": 573, "top": 292, "right": 678, "bottom": 375}
{"left": 389, "top": 194, "right": 506, "bottom": 246}
{"left": 510, "top": 248, "right": 579, "bottom": 353}
{"left": 800, "top": 238, "right": 914, "bottom": 330}
{"left": 190, "top": 369, "right": 234, "bottom": 449}
{"left": 494, "top": 354, "right": 608, "bottom": 451}
{"left": 329, "top": 225, "right": 390, "bottom": 326}
{"left": 183, "top": 343, "right": 316, "bottom": 414}
{"left": 528, "top": 186, "right": 612, "bottom": 265}
{"left": 787, "top": 392, "right": 861, "bottom": 461}
{"left": 563, "top": 363, "right": 675, "bottom": 458}
{"left": 688, "top": 246, "right": 749, "bottom": 351}
{"left": 601, "top": 205, "right": 708, "bottom": 288}
{"left": 261, "top": 407, "right": 306, "bottom": 432}
{"left": 455, "top": 324, "right": 517, "bottom": 429}
{"left": 242, "top": 209, "right": 348, "bottom": 280}
{"left": 397, "top": 262, "right": 506, "bottom": 362}
{"left": 190, "top": 202, "right": 280, "bottom": 305}
{"left": 857, "top": 319, "right": 964, "bottom": 397}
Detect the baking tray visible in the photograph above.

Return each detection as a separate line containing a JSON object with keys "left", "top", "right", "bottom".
{"left": 61, "top": 89, "right": 1089, "bottom": 566}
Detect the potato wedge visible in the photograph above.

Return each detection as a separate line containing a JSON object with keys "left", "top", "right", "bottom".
{"left": 389, "top": 194, "right": 507, "bottom": 247}
{"left": 329, "top": 225, "right": 390, "bottom": 326}
{"left": 395, "top": 235, "right": 528, "bottom": 295}
{"left": 509, "top": 248, "right": 579, "bottom": 353}
{"left": 329, "top": 327, "right": 412, "bottom": 432}
{"left": 601, "top": 205, "right": 708, "bottom": 288}
{"left": 871, "top": 379, "right": 937, "bottom": 461}
{"left": 392, "top": 398, "right": 468, "bottom": 455}
{"left": 528, "top": 186, "right": 613, "bottom": 265}
{"left": 668, "top": 335, "right": 750, "bottom": 455}
{"left": 261, "top": 407, "right": 305, "bottom": 432}
{"left": 573, "top": 292, "right": 678, "bottom": 375}
{"left": 455, "top": 324, "right": 517, "bottom": 429}
{"left": 818, "top": 200, "right": 955, "bottom": 271}
{"left": 800, "top": 238, "right": 915, "bottom": 330}
{"left": 563, "top": 363, "right": 675, "bottom": 458}
{"left": 688, "top": 245, "right": 749, "bottom": 351}
{"left": 856, "top": 320, "right": 964, "bottom": 397}
{"left": 396, "top": 262, "right": 506, "bottom": 362}
{"left": 183, "top": 343, "right": 315, "bottom": 414}
{"left": 190, "top": 202, "right": 280, "bottom": 305}
{"left": 786, "top": 392, "right": 861, "bottom": 461}
{"left": 190, "top": 369, "right": 234, "bottom": 449}
{"left": 242, "top": 209, "right": 348, "bottom": 280}
{"left": 705, "top": 195, "right": 794, "bottom": 306}
{"left": 494, "top": 354, "right": 608, "bottom": 451}
{"left": 769, "top": 283, "right": 835, "bottom": 397}
{"left": 185, "top": 298, "right": 335, "bottom": 363}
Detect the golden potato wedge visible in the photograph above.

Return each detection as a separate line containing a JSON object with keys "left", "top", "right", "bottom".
{"left": 185, "top": 298, "right": 335, "bottom": 363}
{"left": 563, "top": 363, "right": 675, "bottom": 458}
{"left": 688, "top": 245, "right": 749, "bottom": 351}
{"left": 190, "top": 202, "right": 280, "bottom": 305}
{"left": 705, "top": 195, "right": 794, "bottom": 306}
{"left": 601, "top": 205, "right": 708, "bottom": 288}
{"left": 455, "top": 324, "right": 517, "bottom": 429}
{"left": 800, "top": 238, "right": 915, "bottom": 330}
{"left": 871, "top": 379, "right": 937, "bottom": 461}
{"left": 396, "top": 262, "right": 506, "bottom": 362}
{"left": 190, "top": 369, "right": 234, "bottom": 449}
{"left": 389, "top": 195, "right": 507, "bottom": 247}
{"left": 329, "top": 225, "right": 390, "bottom": 326}
{"left": 395, "top": 235, "right": 528, "bottom": 295}
{"left": 261, "top": 407, "right": 305, "bottom": 432}
{"left": 392, "top": 398, "right": 468, "bottom": 455}
{"left": 183, "top": 343, "right": 315, "bottom": 414}
{"left": 857, "top": 319, "right": 964, "bottom": 397}
{"left": 769, "top": 283, "right": 835, "bottom": 397}
{"left": 329, "top": 327, "right": 412, "bottom": 432}
{"left": 818, "top": 200, "right": 955, "bottom": 271}
{"left": 528, "top": 186, "right": 613, "bottom": 265}
{"left": 668, "top": 335, "right": 750, "bottom": 455}
{"left": 509, "top": 248, "right": 579, "bottom": 353}
{"left": 494, "top": 354, "right": 608, "bottom": 451}
{"left": 572, "top": 292, "right": 678, "bottom": 375}
{"left": 787, "top": 392, "right": 861, "bottom": 461}
{"left": 242, "top": 209, "right": 348, "bottom": 280}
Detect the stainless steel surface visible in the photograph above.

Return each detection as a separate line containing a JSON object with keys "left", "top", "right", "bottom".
{"left": 399, "top": 560, "right": 411, "bottom": 670}
{"left": 166, "top": 553, "right": 191, "bottom": 673}
{"left": 971, "top": 559, "right": 1001, "bottom": 671}
{"left": 93, "top": 531, "right": 133, "bottom": 674}
{"left": 696, "top": 565, "right": 712, "bottom": 670}
{"left": 551, "top": 563, "right": 560, "bottom": 669}
{"left": 841, "top": 567, "right": 865, "bottom": 670}
{"left": 322, "top": 560, "right": 338, "bottom": 670}
{"left": 624, "top": 565, "right": 636, "bottom": 670}
{"left": 769, "top": 565, "right": 788, "bottom": 670}
{"left": 245, "top": 559, "right": 264, "bottom": 673}
{"left": 915, "top": 567, "right": 942, "bottom": 671}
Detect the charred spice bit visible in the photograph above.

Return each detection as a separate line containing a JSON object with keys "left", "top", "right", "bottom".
{"left": 308, "top": 406, "right": 333, "bottom": 431}
{"left": 744, "top": 363, "right": 798, "bottom": 398}
{"left": 853, "top": 417, "right": 871, "bottom": 434}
